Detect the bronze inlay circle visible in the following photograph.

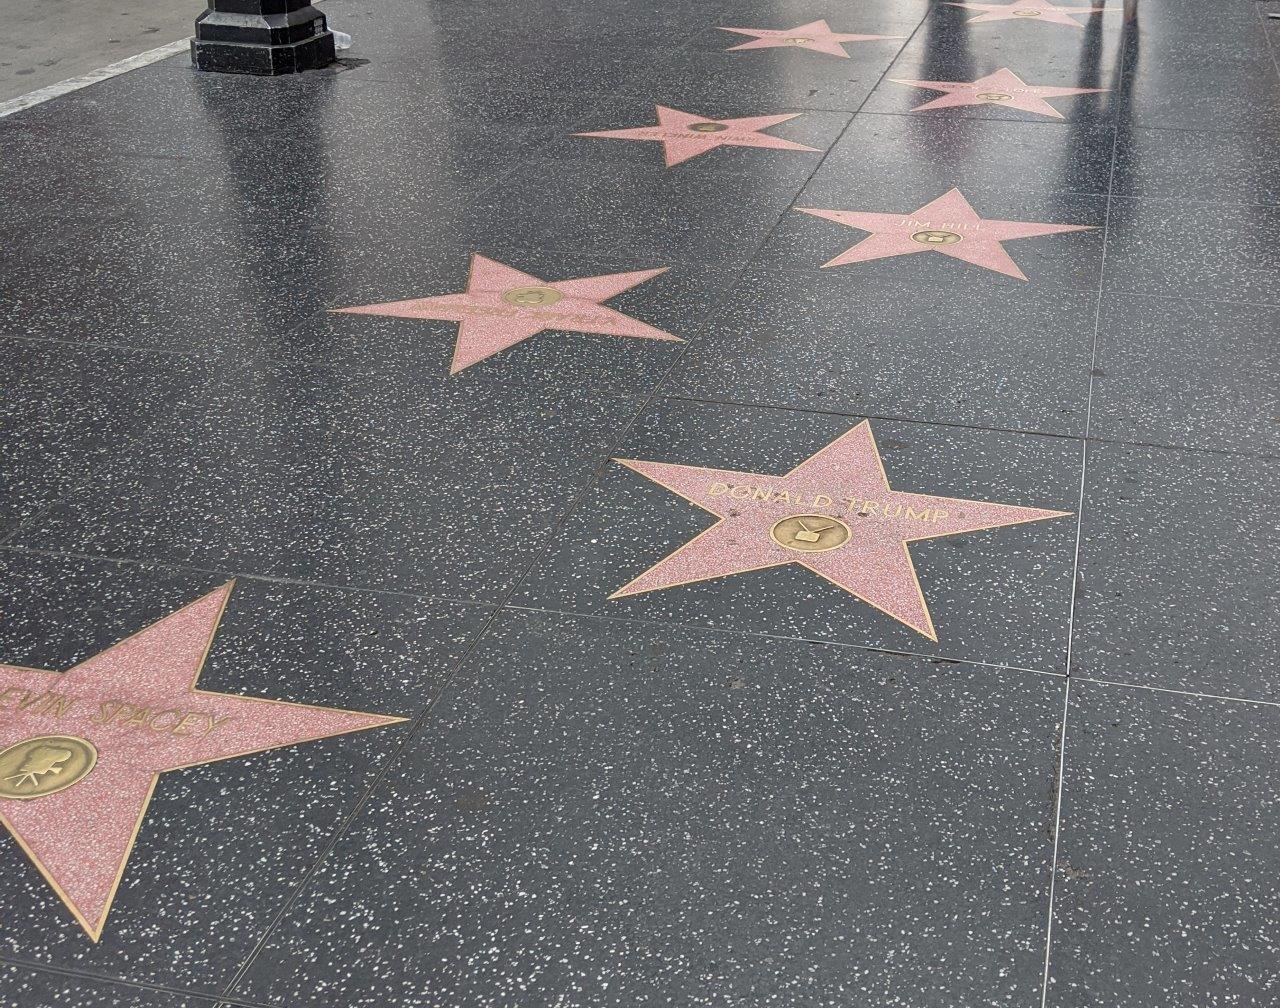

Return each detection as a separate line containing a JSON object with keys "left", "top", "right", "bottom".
{"left": 769, "top": 515, "right": 852, "bottom": 553}
{"left": 501, "top": 286, "right": 564, "bottom": 308}
{"left": 911, "top": 230, "right": 963, "bottom": 246}
{"left": 0, "top": 736, "right": 98, "bottom": 800}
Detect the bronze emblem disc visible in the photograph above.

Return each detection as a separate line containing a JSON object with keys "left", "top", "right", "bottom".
{"left": 786, "top": 37, "right": 813, "bottom": 44}
{"left": 501, "top": 286, "right": 564, "bottom": 308}
{"left": 911, "top": 229, "right": 963, "bottom": 245}
{"left": 769, "top": 515, "right": 852, "bottom": 553}
{"left": 978, "top": 92, "right": 1013, "bottom": 102}
{"left": 689, "top": 122, "right": 729, "bottom": 132}
{"left": 1013, "top": 9, "right": 1042, "bottom": 14}
{"left": 0, "top": 736, "right": 98, "bottom": 800}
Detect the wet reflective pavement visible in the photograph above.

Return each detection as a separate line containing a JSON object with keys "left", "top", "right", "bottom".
{"left": 1, "top": 0, "right": 1278, "bottom": 1005}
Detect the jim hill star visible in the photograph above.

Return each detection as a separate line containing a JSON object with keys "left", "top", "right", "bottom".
{"left": 945, "top": 0, "right": 1108, "bottom": 27}
{"left": 575, "top": 105, "right": 816, "bottom": 167}
{"left": 333, "top": 254, "right": 680, "bottom": 373}
{"left": 0, "top": 582, "right": 403, "bottom": 940}
{"left": 611, "top": 421, "right": 1069, "bottom": 639}
{"left": 798, "top": 187, "right": 1093, "bottom": 280}
{"left": 893, "top": 67, "right": 1109, "bottom": 119}
{"left": 719, "top": 19, "right": 904, "bottom": 58}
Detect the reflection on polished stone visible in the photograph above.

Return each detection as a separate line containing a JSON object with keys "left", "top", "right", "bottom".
{"left": 610, "top": 420, "right": 1069, "bottom": 640}
{"left": 798, "top": 188, "right": 1094, "bottom": 280}
{"left": 2, "top": 0, "right": 1278, "bottom": 999}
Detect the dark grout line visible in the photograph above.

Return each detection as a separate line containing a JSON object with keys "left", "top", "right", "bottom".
{"left": 1038, "top": 678, "right": 1073, "bottom": 1007}
{"left": 1090, "top": 282, "right": 1280, "bottom": 311}
{"left": 662, "top": 393, "right": 1092, "bottom": 443}
{"left": 1062, "top": 433, "right": 1280, "bottom": 462}
{"left": 1105, "top": 194, "right": 1280, "bottom": 211}
{"left": 1073, "top": 675, "right": 1280, "bottom": 709}
{"left": 1101, "top": 283, "right": 1280, "bottom": 312}
{"left": 0, "top": 517, "right": 1078, "bottom": 695}
{"left": 0, "top": 544, "right": 495, "bottom": 612}
{"left": 1070, "top": 122, "right": 1120, "bottom": 671}
{"left": 1037, "top": 64, "right": 1125, "bottom": 1008}
{"left": 0, "top": 954, "right": 261, "bottom": 1007}
{"left": 500, "top": 601, "right": 1065, "bottom": 682}
{"left": 659, "top": 393, "right": 1280, "bottom": 462}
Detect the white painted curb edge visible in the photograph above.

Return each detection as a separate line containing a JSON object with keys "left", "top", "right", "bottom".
{"left": 0, "top": 37, "right": 192, "bottom": 119}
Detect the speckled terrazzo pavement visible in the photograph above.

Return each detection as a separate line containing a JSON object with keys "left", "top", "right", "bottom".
{"left": 0, "top": 0, "right": 1277, "bottom": 1004}
{"left": 233, "top": 612, "right": 1066, "bottom": 1008}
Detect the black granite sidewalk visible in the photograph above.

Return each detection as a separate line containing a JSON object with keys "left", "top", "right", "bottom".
{"left": 1, "top": 1, "right": 1278, "bottom": 1005}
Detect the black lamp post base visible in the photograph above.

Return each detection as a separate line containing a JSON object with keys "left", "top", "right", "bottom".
{"left": 191, "top": 1, "right": 336, "bottom": 76}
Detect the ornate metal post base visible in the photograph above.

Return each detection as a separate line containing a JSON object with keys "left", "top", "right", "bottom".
{"left": 191, "top": 0, "right": 336, "bottom": 75}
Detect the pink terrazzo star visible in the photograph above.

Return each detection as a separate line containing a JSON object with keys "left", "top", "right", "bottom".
{"left": 611, "top": 421, "right": 1068, "bottom": 639}
{"left": 333, "top": 254, "right": 680, "bottom": 373}
{"left": 719, "top": 19, "right": 905, "bottom": 58}
{"left": 946, "top": 0, "right": 1109, "bottom": 27}
{"left": 798, "top": 187, "right": 1094, "bottom": 280}
{"left": 893, "top": 67, "right": 1109, "bottom": 119}
{"left": 0, "top": 583, "right": 404, "bottom": 940}
{"left": 575, "top": 105, "right": 816, "bottom": 167}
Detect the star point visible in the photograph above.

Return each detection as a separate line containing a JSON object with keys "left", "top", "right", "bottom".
{"left": 719, "top": 19, "right": 905, "bottom": 58}
{"left": 798, "top": 188, "right": 1093, "bottom": 280}
{"left": 575, "top": 105, "right": 817, "bottom": 167}
{"left": 610, "top": 421, "right": 1070, "bottom": 639}
{"left": 0, "top": 582, "right": 405, "bottom": 940}
{"left": 333, "top": 253, "right": 680, "bottom": 373}
{"left": 945, "top": 0, "right": 1111, "bottom": 28}
{"left": 894, "top": 67, "right": 1108, "bottom": 119}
